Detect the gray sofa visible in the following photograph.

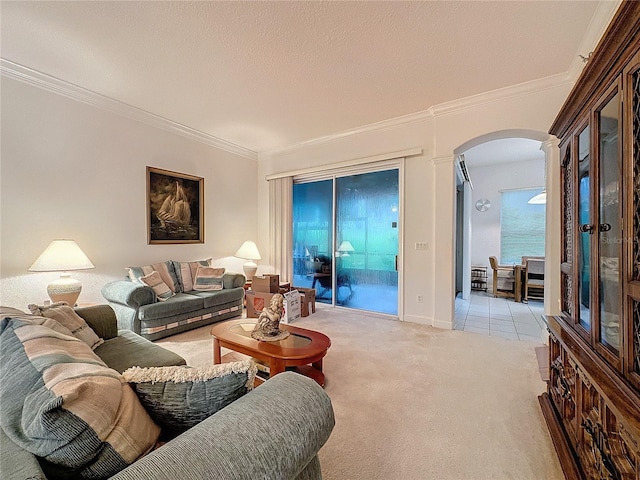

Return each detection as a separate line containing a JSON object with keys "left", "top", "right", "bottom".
{"left": 1, "top": 305, "right": 335, "bottom": 480}
{"left": 102, "top": 271, "right": 246, "bottom": 341}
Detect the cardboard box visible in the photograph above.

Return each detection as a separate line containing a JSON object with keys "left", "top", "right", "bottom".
{"left": 245, "top": 289, "right": 301, "bottom": 324}
{"left": 245, "top": 291, "right": 271, "bottom": 318}
{"left": 252, "top": 274, "right": 280, "bottom": 293}
{"left": 295, "top": 287, "right": 316, "bottom": 317}
{"left": 281, "top": 290, "right": 301, "bottom": 324}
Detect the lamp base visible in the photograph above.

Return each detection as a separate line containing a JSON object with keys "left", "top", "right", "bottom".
{"left": 47, "top": 274, "right": 82, "bottom": 306}
{"left": 243, "top": 261, "right": 258, "bottom": 281}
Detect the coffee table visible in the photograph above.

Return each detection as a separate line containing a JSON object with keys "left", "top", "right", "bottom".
{"left": 210, "top": 318, "right": 331, "bottom": 386}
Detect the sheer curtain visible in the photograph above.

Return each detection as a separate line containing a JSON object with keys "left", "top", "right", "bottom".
{"left": 268, "top": 176, "right": 293, "bottom": 282}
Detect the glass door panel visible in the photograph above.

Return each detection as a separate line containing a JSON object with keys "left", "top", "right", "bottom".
{"left": 577, "top": 125, "right": 592, "bottom": 331}
{"left": 292, "top": 180, "right": 333, "bottom": 304}
{"left": 335, "top": 170, "right": 399, "bottom": 314}
{"left": 597, "top": 92, "right": 621, "bottom": 352}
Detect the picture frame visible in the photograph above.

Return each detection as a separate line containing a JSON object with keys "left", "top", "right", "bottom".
{"left": 147, "top": 166, "right": 204, "bottom": 244}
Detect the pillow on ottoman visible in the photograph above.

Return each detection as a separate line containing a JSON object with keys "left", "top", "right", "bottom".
{"left": 0, "top": 313, "right": 160, "bottom": 478}
{"left": 123, "top": 360, "right": 257, "bottom": 439}
{"left": 28, "top": 301, "right": 104, "bottom": 350}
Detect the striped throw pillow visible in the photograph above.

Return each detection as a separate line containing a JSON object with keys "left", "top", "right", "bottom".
{"left": 0, "top": 313, "right": 160, "bottom": 477}
{"left": 28, "top": 302, "right": 104, "bottom": 350}
{"left": 140, "top": 271, "right": 175, "bottom": 301}
{"left": 193, "top": 266, "right": 225, "bottom": 291}
{"left": 126, "top": 261, "right": 179, "bottom": 293}
{"left": 173, "top": 258, "right": 212, "bottom": 292}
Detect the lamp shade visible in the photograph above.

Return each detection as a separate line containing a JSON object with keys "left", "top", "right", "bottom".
{"left": 337, "top": 240, "right": 355, "bottom": 253}
{"left": 28, "top": 240, "right": 94, "bottom": 306}
{"left": 234, "top": 241, "right": 262, "bottom": 261}
{"left": 528, "top": 191, "right": 547, "bottom": 205}
{"left": 28, "top": 240, "right": 95, "bottom": 272}
{"left": 234, "top": 241, "right": 261, "bottom": 281}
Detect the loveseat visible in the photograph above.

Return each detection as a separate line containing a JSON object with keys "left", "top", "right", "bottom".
{"left": 0, "top": 305, "right": 335, "bottom": 480}
{"left": 101, "top": 259, "right": 246, "bottom": 341}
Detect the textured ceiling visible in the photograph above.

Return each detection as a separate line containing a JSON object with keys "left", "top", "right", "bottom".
{"left": 1, "top": 1, "right": 611, "bottom": 153}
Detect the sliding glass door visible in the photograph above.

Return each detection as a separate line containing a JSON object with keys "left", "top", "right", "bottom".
{"left": 292, "top": 169, "right": 399, "bottom": 315}
{"left": 293, "top": 180, "right": 334, "bottom": 304}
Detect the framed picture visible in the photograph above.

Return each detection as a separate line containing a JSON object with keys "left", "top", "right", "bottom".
{"left": 147, "top": 166, "right": 204, "bottom": 244}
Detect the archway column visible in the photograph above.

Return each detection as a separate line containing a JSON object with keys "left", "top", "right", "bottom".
{"left": 433, "top": 155, "right": 456, "bottom": 329}
{"left": 542, "top": 136, "right": 561, "bottom": 316}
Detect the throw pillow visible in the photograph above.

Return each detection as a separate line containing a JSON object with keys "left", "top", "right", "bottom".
{"left": 126, "top": 261, "right": 179, "bottom": 293}
{"left": 0, "top": 314, "right": 160, "bottom": 478}
{"left": 123, "top": 360, "right": 257, "bottom": 439}
{"left": 139, "top": 271, "right": 175, "bottom": 302}
{"left": 28, "top": 301, "right": 104, "bottom": 350}
{"left": 172, "top": 258, "right": 212, "bottom": 292}
{"left": 193, "top": 266, "right": 225, "bottom": 291}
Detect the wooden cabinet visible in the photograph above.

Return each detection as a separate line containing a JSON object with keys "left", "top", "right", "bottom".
{"left": 540, "top": 2, "right": 640, "bottom": 479}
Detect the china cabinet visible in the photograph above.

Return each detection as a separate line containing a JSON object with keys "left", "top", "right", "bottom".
{"left": 540, "top": 2, "right": 640, "bottom": 479}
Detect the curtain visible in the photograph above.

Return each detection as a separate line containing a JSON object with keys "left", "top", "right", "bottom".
{"left": 268, "top": 176, "right": 293, "bottom": 282}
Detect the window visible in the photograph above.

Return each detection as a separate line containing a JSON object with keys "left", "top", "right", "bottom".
{"left": 500, "top": 188, "right": 545, "bottom": 264}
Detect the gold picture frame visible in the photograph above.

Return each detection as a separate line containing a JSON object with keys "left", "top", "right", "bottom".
{"left": 147, "top": 166, "right": 204, "bottom": 244}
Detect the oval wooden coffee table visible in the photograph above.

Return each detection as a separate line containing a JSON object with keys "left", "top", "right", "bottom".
{"left": 210, "top": 318, "right": 331, "bottom": 387}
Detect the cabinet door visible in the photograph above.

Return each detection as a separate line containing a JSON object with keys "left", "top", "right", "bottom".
{"left": 560, "top": 144, "right": 575, "bottom": 320}
{"left": 576, "top": 123, "right": 593, "bottom": 336}
{"left": 625, "top": 52, "right": 640, "bottom": 387}
{"left": 594, "top": 85, "right": 622, "bottom": 362}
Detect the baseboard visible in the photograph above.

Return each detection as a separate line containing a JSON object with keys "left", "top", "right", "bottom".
{"left": 403, "top": 314, "right": 432, "bottom": 326}
{"left": 432, "top": 318, "right": 453, "bottom": 330}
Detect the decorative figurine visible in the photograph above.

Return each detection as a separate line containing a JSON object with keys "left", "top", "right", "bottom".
{"left": 251, "top": 293, "right": 290, "bottom": 341}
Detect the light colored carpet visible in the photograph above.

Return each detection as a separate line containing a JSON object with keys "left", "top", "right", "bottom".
{"left": 156, "top": 306, "right": 563, "bottom": 480}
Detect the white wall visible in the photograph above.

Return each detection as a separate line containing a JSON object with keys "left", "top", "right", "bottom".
{"left": 1, "top": 78, "right": 258, "bottom": 309}
{"left": 1, "top": 74, "right": 570, "bottom": 326}
{"left": 258, "top": 81, "right": 570, "bottom": 329}
{"left": 467, "top": 158, "right": 545, "bottom": 278}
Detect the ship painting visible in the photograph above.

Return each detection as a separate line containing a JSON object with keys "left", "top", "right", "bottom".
{"left": 157, "top": 181, "right": 191, "bottom": 229}
{"left": 147, "top": 167, "right": 204, "bottom": 244}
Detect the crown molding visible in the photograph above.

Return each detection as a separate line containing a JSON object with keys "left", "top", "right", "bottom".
{"left": 260, "top": 110, "right": 432, "bottom": 158}
{"left": 261, "top": 73, "right": 572, "bottom": 159}
{"left": 0, "top": 59, "right": 258, "bottom": 161}
{"left": 428, "top": 72, "right": 572, "bottom": 117}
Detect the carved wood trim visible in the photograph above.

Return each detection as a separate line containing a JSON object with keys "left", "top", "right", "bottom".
{"left": 539, "top": 393, "right": 584, "bottom": 480}
{"left": 547, "top": 315, "right": 640, "bottom": 441}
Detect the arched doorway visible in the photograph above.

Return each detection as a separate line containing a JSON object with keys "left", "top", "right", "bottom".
{"left": 451, "top": 129, "right": 558, "bottom": 341}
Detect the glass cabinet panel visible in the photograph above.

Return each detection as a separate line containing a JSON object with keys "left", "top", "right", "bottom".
{"left": 578, "top": 126, "right": 592, "bottom": 331}
{"left": 597, "top": 92, "right": 621, "bottom": 352}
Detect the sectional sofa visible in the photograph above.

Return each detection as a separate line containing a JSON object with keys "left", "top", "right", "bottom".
{"left": 1, "top": 304, "right": 335, "bottom": 479}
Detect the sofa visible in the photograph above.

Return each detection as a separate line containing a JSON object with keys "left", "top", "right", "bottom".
{"left": 101, "top": 259, "right": 246, "bottom": 341}
{"left": 0, "top": 305, "right": 335, "bottom": 480}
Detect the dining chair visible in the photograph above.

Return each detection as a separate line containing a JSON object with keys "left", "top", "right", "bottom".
{"left": 524, "top": 258, "right": 545, "bottom": 302}
{"left": 489, "top": 256, "right": 515, "bottom": 298}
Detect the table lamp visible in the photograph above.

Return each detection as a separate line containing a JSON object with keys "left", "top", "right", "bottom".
{"left": 234, "top": 240, "right": 261, "bottom": 281}
{"left": 337, "top": 240, "right": 355, "bottom": 257}
{"left": 28, "top": 239, "right": 95, "bottom": 306}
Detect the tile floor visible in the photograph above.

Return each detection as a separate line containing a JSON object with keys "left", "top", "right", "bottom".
{"left": 454, "top": 291, "right": 547, "bottom": 343}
